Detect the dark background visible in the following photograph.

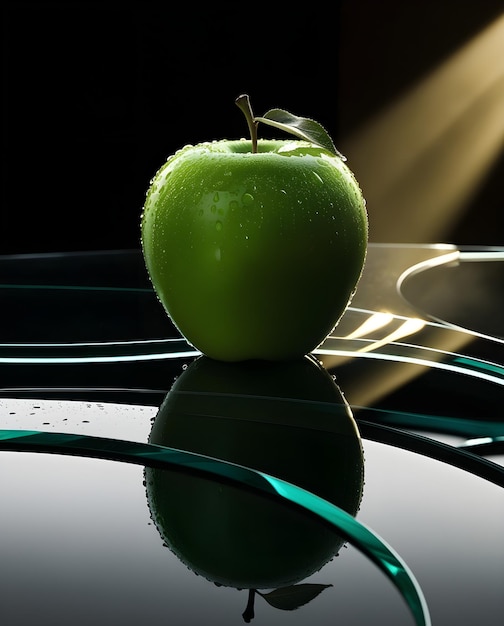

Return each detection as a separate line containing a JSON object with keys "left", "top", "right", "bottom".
{"left": 2, "top": 1, "right": 503, "bottom": 255}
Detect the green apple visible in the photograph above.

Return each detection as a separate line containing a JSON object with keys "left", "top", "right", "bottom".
{"left": 145, "top": 355, "right": 364, "bottom": 591}
{"left": 141, "top": 95, "right": 368, "bottom": 362}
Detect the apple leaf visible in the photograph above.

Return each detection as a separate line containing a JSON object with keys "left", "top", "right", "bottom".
{"left": 258, "top": 583, "right": 333, "bottom": 611}
{"left": 255, "top": 108, "right": 345, "bottom": 159}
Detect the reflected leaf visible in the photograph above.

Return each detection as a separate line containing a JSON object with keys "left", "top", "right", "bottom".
{"left": 259, "top": 583, "right": 333, "bottom": 611}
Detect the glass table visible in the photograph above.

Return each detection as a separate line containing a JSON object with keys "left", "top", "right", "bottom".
{"left": 0, "top": 244, "right": 503, "bottom": 626}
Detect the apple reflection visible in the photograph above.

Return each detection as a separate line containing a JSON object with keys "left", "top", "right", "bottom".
{"left": 144, "top": 355, "right": 365, "bottom": 621}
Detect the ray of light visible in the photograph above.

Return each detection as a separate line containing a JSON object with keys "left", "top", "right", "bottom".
{"left": 342, "top": 13, "right": 504, "bottom": 242}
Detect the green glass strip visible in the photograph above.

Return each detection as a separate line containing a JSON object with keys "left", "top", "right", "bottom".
{"left": 261, "top": 473, "right": 431, "bottom": 626}
{"left": 459, "top": 435, "right": 504, "bottom": 455}
{"left": 0, "top": 429, "right": 430, "bottom": 626}
{"left": 452, "top": 356, "right": 504, "bottom": 378}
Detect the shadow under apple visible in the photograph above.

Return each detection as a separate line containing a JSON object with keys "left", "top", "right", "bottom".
{"left": 144, "top": 354, "right": 365, "bottom": 621}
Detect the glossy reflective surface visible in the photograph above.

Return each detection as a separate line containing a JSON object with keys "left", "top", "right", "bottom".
{"left": 1, "top": 244, "right": 503, "bottom": 626}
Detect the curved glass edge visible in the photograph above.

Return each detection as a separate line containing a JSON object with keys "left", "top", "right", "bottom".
{"left": 458, "top": 436, "right": 504, "bottom": 456}
{"left": 396, "top": 248, "right": 504, "bottom": 341}
{"left": 1, "top": 392, "right": 502, "bottom": 482}
{"left": 2, "top": 307, "right": 503, "bottom": 373}
{"left": 0, "top": 429, "right": 431, "bottom": 626}
{"left": 0, "top": 337, "right": 200, "bottom": 362}
{"left": 357, "top": 420, "right": 504, "bottom": 488}
{"left": 353, "top": 404, "right": 504, "bottom": 440}
{"left": 317, "top": 334, "right": 504, "bottom": 386}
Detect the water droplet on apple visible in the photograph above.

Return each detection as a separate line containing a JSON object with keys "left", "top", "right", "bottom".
{"left": 215, "top": 248, "right": 221, "bottom": 261}
{"left": 211, "top": 205, "right": 217, "bottom": 214}
{"left": 198, "top": 209, "right": 204, "bottom": 216}
{"left": 213, "top": 192, "right": 220, "bottom": 202}
{"left": 229, "top": 200, "right": 239, "bottom": 211}
{"left": 215, "top": 221, "right": 223, "bottom": 231}
{"left": 242, "top": 193, "right": 254, "bottom": 206}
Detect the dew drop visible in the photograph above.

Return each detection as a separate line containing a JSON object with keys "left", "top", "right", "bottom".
{"left": 213, "top": 192, "right": 220, "bottom": 202}
{"left": 229, "top": 200, "right": 239, "bottom": 211}
{"left": 211, "top": 205, "right": 217, "bottom": 214}
{"left": 216, "top": 221, "right": 222, "bottom": 231}
{"left": 242, "top": 192, "right": 254, "bottom": 206}
{"left": 215, "top": 247, "right": 221, "bottom": 261}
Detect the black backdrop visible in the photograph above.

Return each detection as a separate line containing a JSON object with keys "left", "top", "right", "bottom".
{"left": 3, "top": 3, "right": 345, "bottom": 254}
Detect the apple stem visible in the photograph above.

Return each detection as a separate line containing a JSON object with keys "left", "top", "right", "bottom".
{"left": 235, "top": 94, "right": 258, "bottom": 153}
{"left": 242, "top": 588, "right": 256, "bottom": 622}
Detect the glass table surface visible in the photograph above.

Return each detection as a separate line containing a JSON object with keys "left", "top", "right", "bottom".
{"left": 0, "top": 244, "right": 503, "bottom": 626}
